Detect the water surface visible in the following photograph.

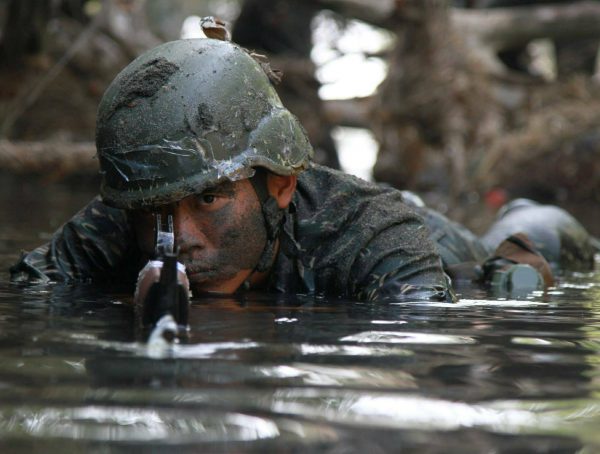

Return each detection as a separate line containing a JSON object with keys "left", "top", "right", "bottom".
{"left": 1, "top": 175, "right": 599, "bottom": 453}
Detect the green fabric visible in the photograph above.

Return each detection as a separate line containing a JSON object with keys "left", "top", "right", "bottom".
{"left": 413, "top": 205, "right": 490, "bottom": 267}
{"left": 11, "top": 165, "right": 454, "bottom": 302}
{"left": 11, "top": 198, "right": 141, "bottom": 285}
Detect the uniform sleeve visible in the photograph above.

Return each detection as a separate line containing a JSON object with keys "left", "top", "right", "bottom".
{"left": 352, "top": 219, "right": 456, "bottom": 303}
{"left": 10, "top": 197, "right": 139, "bottom": 284}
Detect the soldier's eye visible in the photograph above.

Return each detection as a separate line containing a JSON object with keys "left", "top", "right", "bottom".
{"left": 200, "top": 194, "right": 216, "bottom": 204}
{"left": 194, "top": 187, "right": 231, "bottom": 210}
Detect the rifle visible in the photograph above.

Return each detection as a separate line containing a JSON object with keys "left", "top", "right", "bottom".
{"left": 138, "top": 214, "right": 190, "bottom": 335}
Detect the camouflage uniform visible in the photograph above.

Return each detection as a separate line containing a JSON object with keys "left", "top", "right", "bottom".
{"left": 11, "top": 39, "right": 460, "bottom": 302}
{"left": 412, "top": 205, "right": 490, "bottom": 268}
{"left": 11, "top": 164, "right": 454, "bottom": 302}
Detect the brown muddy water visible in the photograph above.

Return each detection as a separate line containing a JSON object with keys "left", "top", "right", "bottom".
{"left": 1, "top": 174, "right": 600, "bottom": 453}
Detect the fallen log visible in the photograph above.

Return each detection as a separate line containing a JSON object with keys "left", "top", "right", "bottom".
{"left": 317, "top": 0, "right": 600, "bottom": 53}
{"left": 323, "top": 96, "right": 374, "bottom": 128}
{"left": 0, "top": 140, "right": 97, "bottom": 176}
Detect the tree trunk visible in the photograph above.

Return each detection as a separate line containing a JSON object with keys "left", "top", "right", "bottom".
{"left": 373, "top": 0, "right": 501, "bottom": 208}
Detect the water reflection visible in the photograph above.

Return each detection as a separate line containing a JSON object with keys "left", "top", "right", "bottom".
{"left": 0, "top": 180, "right": 600, "bottom": 451}
{"left": 0, "top": 407, "right": 287, "bottom": 442}
{"left": 0, "top": 281, "right": 598, "bottom": 451}
{"left": 340, "top": 331, "right": 477, "bottom": 344}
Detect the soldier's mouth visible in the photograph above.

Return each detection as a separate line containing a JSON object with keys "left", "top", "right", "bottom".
{"left": 186, "top": 271, "right": 237, "bottom": 296}
{"left": 184, "top": 264, "right": 218, "bottom": 281}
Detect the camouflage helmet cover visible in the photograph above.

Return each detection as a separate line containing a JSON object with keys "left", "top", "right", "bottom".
{"left": 96, "top": 39, "right": 313, "bottom": 209}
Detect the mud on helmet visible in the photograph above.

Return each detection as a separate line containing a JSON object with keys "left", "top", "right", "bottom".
{"left": 96, "top": 38, "right": 313, "bottom": 210}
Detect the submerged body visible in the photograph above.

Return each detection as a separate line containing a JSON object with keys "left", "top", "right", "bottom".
{"left": 11, "top": 165, "right": 451, "bottom": 302}
{"left": 482, "top": 199, "right": 599, "bottom": 274}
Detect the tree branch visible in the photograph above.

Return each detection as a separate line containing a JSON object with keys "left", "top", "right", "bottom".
{"left": 0, "top": 11, "right": 103, "bottom": 138}
{"left": 317, "top": 0, "right": 394, "bottom": 26}
{"left": 0, "top": 141, "right": 97, "bottom": 176}
{"left": 317, "top": 1, "right": 600, "bottom": 52}
{"left": 323, "top": 96, "right": 373, "bottom": 128}
{"left": 454, "top": 1, "right": 600, "bottom": 51}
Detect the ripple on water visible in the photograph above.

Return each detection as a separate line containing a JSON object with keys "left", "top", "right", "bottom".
{"left": 511, "top": 337, "right": 578, "bottom": 348}
{"left": 427, "top": 299, "right": 548, "bottom": 308}
{"left": 340, "top": 331, "right": 477, "bottom": 345}
{"left": 0, "top": 406, "right": 337, "bottom": 444}
{"left": 267, "top": 389, "right": 600, "bottom": 439}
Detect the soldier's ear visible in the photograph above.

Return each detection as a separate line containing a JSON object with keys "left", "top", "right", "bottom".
{"left": 266, "top": 174, "right": 297, "bottom": 209}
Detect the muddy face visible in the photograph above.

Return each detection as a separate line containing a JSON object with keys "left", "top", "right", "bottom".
{"left": 131, "top": 179, "right": 267, "bottom": 294}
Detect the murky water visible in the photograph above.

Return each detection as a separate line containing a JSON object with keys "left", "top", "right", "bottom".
{"left": 1, "top": 175, "right": 600, "bottom": 453}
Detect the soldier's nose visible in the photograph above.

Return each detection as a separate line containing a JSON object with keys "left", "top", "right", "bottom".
{"left": 172, "top": 202, "right": 204, "bottom": 252}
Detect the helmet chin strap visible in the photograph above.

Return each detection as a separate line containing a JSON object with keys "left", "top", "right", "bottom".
{"left": 249, "top": 169, "right": 285, "bottom": 273}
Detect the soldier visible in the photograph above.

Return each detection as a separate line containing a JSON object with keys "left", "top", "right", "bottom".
{"left": 12, "top": 37, "right": 598, "bottom": 307}
{"left": 10, "top": 38, "right": 453, "bottom": 303}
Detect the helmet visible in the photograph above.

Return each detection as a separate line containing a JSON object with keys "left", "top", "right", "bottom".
{"left": 96, "top": 39, "right": 313, "bottom": 209}
{"left": 482, "top": 198, "right": 598, "bottom": 272}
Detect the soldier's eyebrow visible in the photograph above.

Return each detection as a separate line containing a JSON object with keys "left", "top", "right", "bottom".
{"left": 201, "top": 181, "right": 236, "bottom": 197}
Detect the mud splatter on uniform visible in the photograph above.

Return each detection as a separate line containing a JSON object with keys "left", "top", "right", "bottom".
{"left": 11, "top": 165, "right": 454, "bottom": 302}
